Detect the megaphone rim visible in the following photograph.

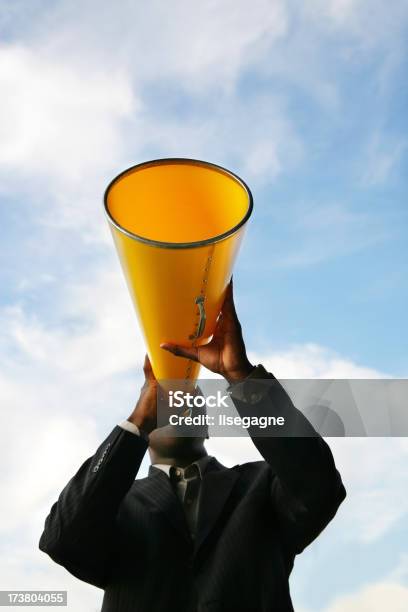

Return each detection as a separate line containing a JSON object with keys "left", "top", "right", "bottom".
{"left": 103, "top": 157, "right": 253, "bottom": 250}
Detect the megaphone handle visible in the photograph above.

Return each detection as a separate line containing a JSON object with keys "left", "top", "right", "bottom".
{"left": 189, "top": 295, "right": 206, "bottom": 340}
{"left": 188, "top": 244, "right": 215, "bottom": 343}
{"left": 195, "top": 295, "right": 206, "bottom": 338}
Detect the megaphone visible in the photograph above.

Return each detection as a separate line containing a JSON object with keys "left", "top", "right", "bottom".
{"left": 104, "top": 158, "right": 253, "bottom": 383}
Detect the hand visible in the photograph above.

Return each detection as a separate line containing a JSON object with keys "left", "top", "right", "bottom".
{"left": 160, "top": 277, "right": 254, "bottom": 384}
{"left": 126, "top": 354, "right": 159, "bottom": 435}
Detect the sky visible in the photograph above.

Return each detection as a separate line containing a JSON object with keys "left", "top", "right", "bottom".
{"left": 0, "top": 1, "right": 407, "bottom": 610}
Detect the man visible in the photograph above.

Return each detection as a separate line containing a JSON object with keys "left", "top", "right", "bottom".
{"left": 39, "top": 279, "right": 346, "bottom": 612}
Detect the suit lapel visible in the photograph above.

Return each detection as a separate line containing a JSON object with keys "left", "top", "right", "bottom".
{"left": 194, "top": 459, "right": 239, "bottom": 554}
{"left": 133, "top": 459, "right": 240, "bottom": 553}
{"left": 135, "top": 467, "right": 191, "bottom": 544}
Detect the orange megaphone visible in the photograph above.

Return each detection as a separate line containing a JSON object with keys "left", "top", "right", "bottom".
{"left": 104, "top": 158, "right": 253, "bottom": 383}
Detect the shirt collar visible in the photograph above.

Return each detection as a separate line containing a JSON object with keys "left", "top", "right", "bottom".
{"left": 151, "top": 455, "right": 214, "bottom": 480}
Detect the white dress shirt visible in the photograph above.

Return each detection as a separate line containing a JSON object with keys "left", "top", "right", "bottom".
{"left": 151, "top": 455, "right": 214, "bottom": 537}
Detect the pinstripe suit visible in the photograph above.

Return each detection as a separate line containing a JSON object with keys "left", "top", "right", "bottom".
{"left": 39, "top": 373, "right": 346, "bottom": 612}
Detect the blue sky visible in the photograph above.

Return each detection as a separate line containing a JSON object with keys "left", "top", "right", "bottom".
{"left": 0, "top": 1, "right": 407, "bottom": 610}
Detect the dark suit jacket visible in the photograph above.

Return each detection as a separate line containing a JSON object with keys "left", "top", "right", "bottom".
{"left": 39, "top": 375, "right": 346, "bottom": 612}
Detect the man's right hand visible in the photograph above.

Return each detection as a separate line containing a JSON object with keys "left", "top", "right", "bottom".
{"left": 126, "top": 354, "right": 158, "bottom": 435}
{"left": 160, "top": 277, "right": 254, "bottom": 384}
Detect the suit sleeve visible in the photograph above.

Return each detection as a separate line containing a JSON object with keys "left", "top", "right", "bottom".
{"left": 38, "top": 425, "right": 148, "bottom": 589}
{"left": 229, "top": 366, "right": 347, "bottom": 555}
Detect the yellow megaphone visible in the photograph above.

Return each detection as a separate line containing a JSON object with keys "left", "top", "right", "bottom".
{"left": 104, "top": 158, "right": 253, "bottom": 383}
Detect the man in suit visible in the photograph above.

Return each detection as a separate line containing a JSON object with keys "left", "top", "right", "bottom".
{"left": 39, "top": 278, "right": 346, "bottom": 612}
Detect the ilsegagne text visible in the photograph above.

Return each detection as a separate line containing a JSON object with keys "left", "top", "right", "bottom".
{"left": 169, "top": 414, "right": 285, "bottom": 429}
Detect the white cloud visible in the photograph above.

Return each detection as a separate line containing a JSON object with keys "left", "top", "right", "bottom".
{"left": 131, "top": 91, "right": 303, "bottom": 185}
{"left": 326, "top": 0, "right": 358, "bottom": 24}
{"left": 0, "top": 265, "right": 148, "bottom": 542}
{"left": 328, "top": 436, "right": 408, "bottom": 543}
{"left": 390, "top": 553, "right": 408, "bottom": 583}
{"left": 306, "top": 0, "right": 408, "bottom": 47}
{"left": 0, "top": 44, "right": 136, "bottom": 187}
{"left": 297, "top": 571, "right": 408, "bottom": 612}
{"left": 0, "top": 268, "right": 144, "bottom": 383}
{"left": 248, "top": 343, "right": 387, "bottom": 378}
{"left": 256, "top": 201, "right": 393, "bottom": 268}
{"left": 2, "top": 0, "right": 405, "bottom": 243}
{"left": 325, "top": 581, "right": 408, "bottom": 612}
{"left": 0, "top": 15, "right": 298, "bottom": 236}
{"left": 1, "top": 546, "right": 103, "bottom": 611}
{"left": 5, "top": 0, "right": 366, "bottom": 244}
{"left": 0, "top": 413, "right": 100, "bottom": 536}
{"left": 361, "top": 132, "right": 407, "bottom": 186}
{"left": 36, "top": 0, "right": 288, "bottom": 93}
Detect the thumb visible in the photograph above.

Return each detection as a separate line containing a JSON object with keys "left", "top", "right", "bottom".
{"left": 143, "top": 353, "right": 156, "bottom": 382}
{"left": 160, "top": 342, "right": 199, "bottom": 362}
{"left": 221, "top": 278, "right": 239, "bottom": 322}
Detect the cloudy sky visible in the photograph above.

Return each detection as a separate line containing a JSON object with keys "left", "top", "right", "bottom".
{"left": 0, "top": 1, "right": 407, "bottom": 610}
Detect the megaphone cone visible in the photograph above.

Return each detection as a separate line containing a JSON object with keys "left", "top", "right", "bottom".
{"left": 104, "top": 158, "right": 253, "bottom": 384}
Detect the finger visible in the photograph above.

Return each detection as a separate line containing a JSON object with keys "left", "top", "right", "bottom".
{"left": 160, "top": 342, "right": 199, "bottom": 362}
{"left": 221, "top": 278, "right": 239, "bottom": 322}
{"left": 193, "top": 384, "right": 205, "bottom": 399}
{"left": 212, "top": 310, "right": 225, "bottom": 339}
{"left": 143, "top": 354, "right": 156, "bottom": 382}
{"left": 157, "top": 382, "right": 167, "bottom": 400}
{"left": 216, "top": 310, "right": 223, "bottom": 323}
